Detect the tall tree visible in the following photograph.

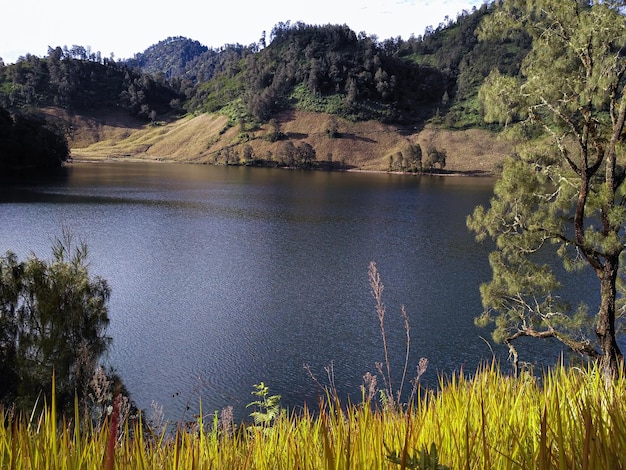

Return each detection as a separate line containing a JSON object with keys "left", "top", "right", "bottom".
{"left": 467, "top": 0, "right": 626, "bottom": 378}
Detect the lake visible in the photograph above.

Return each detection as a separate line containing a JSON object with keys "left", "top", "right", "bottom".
{"left": 0, "top": 162, "right": 598, "bottom": 422}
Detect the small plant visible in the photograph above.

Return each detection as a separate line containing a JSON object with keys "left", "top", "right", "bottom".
{"left": 368, "top": 261, "right": 428, "bottom": 408}
{"left": 386, "top": 443, "right": 450, "bottom": 470}
{"left": 246, "top": 382, "right": 281, "bottom": 427}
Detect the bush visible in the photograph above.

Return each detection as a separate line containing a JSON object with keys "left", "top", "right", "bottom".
{"left": 0, "top": 231, "right": 112, "bottom": 414}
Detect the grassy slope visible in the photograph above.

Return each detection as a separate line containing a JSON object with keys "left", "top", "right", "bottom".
{"left": 63, "top": 109, "right": 512, "bottom": 174}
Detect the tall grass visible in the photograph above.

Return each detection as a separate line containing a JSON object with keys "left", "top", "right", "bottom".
{"left": 2, "top": 263, "right": 624, "bottom": 468}
{"left": 1, "top": 364, "right": 626, "bottom": 469}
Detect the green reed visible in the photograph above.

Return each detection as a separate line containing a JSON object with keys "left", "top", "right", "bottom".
{"left": 1, "top": 363, "right": 625, "bottom": 469}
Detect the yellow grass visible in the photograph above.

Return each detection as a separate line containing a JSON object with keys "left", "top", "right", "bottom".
{"left": 2, "top": 364, "right": 625, "bottom": 469}
{"left": 70, "top": 113, "right": 230, "bottom": 162}
{"left": 56, "top": 108, "right": 511, "bottom": 173}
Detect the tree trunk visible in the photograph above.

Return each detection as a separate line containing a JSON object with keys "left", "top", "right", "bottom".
{"left": 596, "top": 256, "right": 623, "bottom": 379}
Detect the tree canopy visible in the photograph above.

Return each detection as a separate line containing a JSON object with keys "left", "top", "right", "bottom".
{"left": 126, "top": 36, "right": 209, "bottom": 80}
{"left": 0, "top": 49, "right": 182, "bottom": 118}
{"left": 468, "top": 0, "right": 626, "bottom": 377}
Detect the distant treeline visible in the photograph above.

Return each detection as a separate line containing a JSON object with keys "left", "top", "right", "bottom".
{"left": 0, "top": 47, "right": 183, "bottom": 119}
{"left": 0, "top": 3, "right": 529, "bottom": 126}
{"left": 121, "top": 4, "right": 529, "bottom": 126}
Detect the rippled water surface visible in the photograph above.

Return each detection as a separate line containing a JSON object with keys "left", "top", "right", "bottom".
{"left": 0, "top": 162, "right": 599, "bottom": 420}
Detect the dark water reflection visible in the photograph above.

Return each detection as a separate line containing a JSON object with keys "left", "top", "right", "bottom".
{"left": 0, "top": 162, "right": 600, "bottom": 421}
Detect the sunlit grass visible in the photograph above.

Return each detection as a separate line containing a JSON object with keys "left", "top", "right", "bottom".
{"left": 71, "top": 113, "right": 229, "bottom": 161}
{"left": 2, "top": 363, "right": 625, "bottom": 469}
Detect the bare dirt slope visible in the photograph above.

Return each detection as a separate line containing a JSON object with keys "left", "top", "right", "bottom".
{"left": 60, "top": 109, "right": 512, "bottom": 174}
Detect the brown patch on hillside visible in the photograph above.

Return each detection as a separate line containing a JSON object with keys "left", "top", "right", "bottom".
{"left": 69, "top": 113, "right": 230, "bottom": 162}
{"left": 42, "top": 108, "right": 146, "bottom": 148}
{"left": 275, "top": 110, "right": 404, "bottom": 170}
{"left": 58, "top": 107, "right": 512, "bottom": 173}
{"left": 415, "top": 124, "right": 512, "bottom": 174}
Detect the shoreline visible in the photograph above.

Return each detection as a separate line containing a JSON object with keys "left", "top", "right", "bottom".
{"left": 67, "top": 156, "right": 498, "bottom": 178}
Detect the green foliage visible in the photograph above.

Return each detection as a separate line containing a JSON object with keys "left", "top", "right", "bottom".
{"left": 403, "top": 142, "right": 423, "bottom": 172}
{"left": 264, "top": 118, "right": 283, "bottom": 142}
{"left": 0, "top": 50, "right": 183, "bottom": 119}
{"left": 386, "top": 443, "right": 450, "bottom": 470}
{"left": 468, "top": 0, "right": 626, "bottom": 375}
{"left": 289, "top": 83, "right": 345, "bottom": 116}
{"left": 0, "top": 231, "right": 112, "bottom": 413}
{"left": 4, "top": 365, "right": 626, "bottom": 468}
{"left": 396, "top": 3, "right": 530, "bottom": 129}
{"left": 215, "top": 98, "right": 249, "bottom": 125}
{"left": 181, "top": 22, "right": 448, "bottom": 123}
{"left": 424, "top": 146, "right": 446, "bottom": 170}
{"left": 195, "top": 76, "right": 247, "bottom": 115}
{"left": 126, "top": 36, "right": 208, "bottom": 80}
{"left": 0, "top": 7, "right": 535, "bottom": 131}
{"left": 478, "top": 70, "right": 523, "bottom": 126}
{"left": 246, "top": 382, "right": 281, "bottom": 427}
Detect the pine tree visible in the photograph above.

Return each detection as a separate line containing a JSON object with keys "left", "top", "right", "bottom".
{"left": 468, "top": 0, "right": 626, "bottom": 378}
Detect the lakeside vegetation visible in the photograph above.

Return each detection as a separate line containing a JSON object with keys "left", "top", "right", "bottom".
{"left": 2, "top": 365, "right": 626, "bottom": 469}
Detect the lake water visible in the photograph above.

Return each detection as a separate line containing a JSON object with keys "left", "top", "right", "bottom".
{"left": 0, "top": 162, "right": 599, "bottom": 422}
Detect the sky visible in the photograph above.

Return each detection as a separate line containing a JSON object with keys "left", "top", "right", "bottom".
{"left": 1, "top": 0, "right": 486, "bottom": 64}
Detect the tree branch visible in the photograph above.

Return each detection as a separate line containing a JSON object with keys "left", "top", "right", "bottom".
{"left": 528, "top": 103, "right": 581, "bottom": 175}
{"left": 505, "top": 324, "right": 600, "bottom": 378}
{"left": 607, "top": 81, "right": 626, "bottom": 192}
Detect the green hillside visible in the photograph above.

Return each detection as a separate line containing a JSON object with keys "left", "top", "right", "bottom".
{"left": 0, "top": 3, "right": 527, "bottom": 174}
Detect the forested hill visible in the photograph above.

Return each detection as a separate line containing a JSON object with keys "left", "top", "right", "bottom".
{"left": 0, "top": 3, "right": 530, "bottom": 173}
{"left": 121, "top": 3, "right": 529, "bottom": 127}
{"left": 0, "top": 3, "right": 528, "bottom": 126}
{"left": 125, "top": 37, "right": 209, "bottom": 80}
{"left": 0, "top": 46, "right": 183, "bottom": 119}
